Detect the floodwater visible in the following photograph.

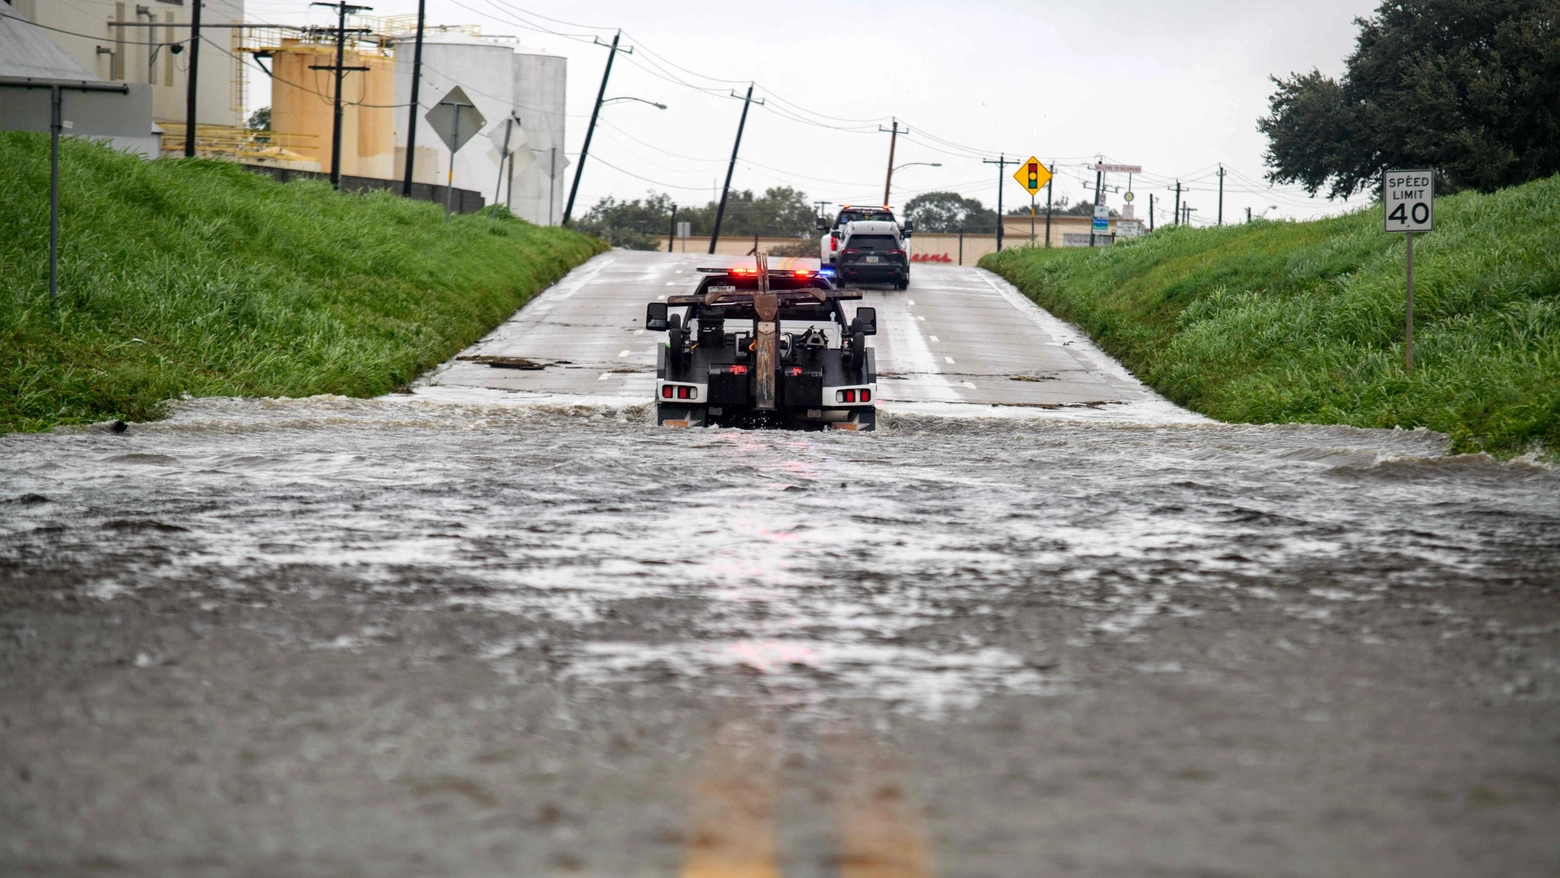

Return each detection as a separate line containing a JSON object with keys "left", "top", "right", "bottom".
{"left": 3, "top": 257, "right": 1559, "bottom": 875}
{"left": 3, "top": 399, "right": 1556, "bottom": 711}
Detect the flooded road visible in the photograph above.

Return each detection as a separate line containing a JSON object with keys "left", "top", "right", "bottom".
{"left": 2, "top": 256, "right": 1558, "bottom": 876}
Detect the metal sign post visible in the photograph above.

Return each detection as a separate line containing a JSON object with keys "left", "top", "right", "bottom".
{"left": 1092, "top": 164, "right": 1142, "bottom": 247}
{"left": 486, "top": 115, "right": 525, "bottom": 224}
{"left": 1011, "top": 157, "right": 1051, "bottom": 249}
{"left": 1383, "top": 169, "right": 1434, "bottom": 375}
{"left": 424, "top": 86, "right": 486, "bottom": 223}
{"left": 0, "top": 76, "right": 135, "bottom": 322}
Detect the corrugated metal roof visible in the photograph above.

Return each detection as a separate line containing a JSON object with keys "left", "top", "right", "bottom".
{"left": 0, "top": 4, "right": 98, "bottom": 80}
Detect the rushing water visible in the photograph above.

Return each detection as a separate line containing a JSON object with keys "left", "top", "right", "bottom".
{"left": 2, "top": 397, "right": 1557, "bottom": 712}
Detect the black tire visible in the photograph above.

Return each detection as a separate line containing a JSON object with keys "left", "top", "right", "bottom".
{"left": 666, "top": 314, "right": 684, "bottom": 361}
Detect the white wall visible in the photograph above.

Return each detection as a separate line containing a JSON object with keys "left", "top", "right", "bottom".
{"left": 393, "top": 36, "right": 511, "bottom": 196}
{"left": 18, "top": 0, "right": 244, "bottom": 128}
{"left": 509, "top": 51, "right": 566, "bottom": 226}
{"left": 392, "top": 36, "right": 566, "bottom": 221}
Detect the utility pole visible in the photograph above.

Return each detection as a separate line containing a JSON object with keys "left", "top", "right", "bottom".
{"left": 1246, "top": 206, "right": 1252, "bottom": 223}
{"left": 981, "top": 154, "right": 1014, "bottom": 251}
{"left": 667, "top": 204, "right": 677, "bottom": 252}
{"left": 563, "top": 30, "right": 629, "bottom": 225}
{"left": 880, "top": 118, "right": 901, "bottom": 205}
{"left": 813, "top": 200, "right": 832, "bottom": 220}
{"left": 1217, "top": 164, "right": 1225, "bottom": 225}
{"left": 1090, "top": 165, "right": 1103, "bottom": 247}
{"left": 1172, "top": 180, "right": 1182, "bottom": 226}
{"left": 310, "top": 1, "right": 372, "bottom": 190}
{"left": 1044, "top": 163, "right": 1054, "bottom": 247}
{"left": 182, "top": 0, "right": 201, "bottom": 156}
{"left": 709, "top": 82, "right": 761, "bottom": 254}
{"left": 400, "top": 0, "right": 425, "bottom": 196}
{"left": 1149, "top": 193, "right": 1155, "bottom": 231}
{"left": 548, "top": 147, "right": 557, "bottom": 224}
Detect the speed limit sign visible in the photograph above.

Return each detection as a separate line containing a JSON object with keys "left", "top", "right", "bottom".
{"left": 1384, "top": 169, "right": 1433, "bottom": 232}
{"left": 1383, "top": 168, "right": 1434, "bottom": 377}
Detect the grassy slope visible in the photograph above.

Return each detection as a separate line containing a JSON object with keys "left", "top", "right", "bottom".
{"left": 1, "top": 132, "right": 606, "bottom": 433}
{"left": 981, "top": 175, "right": 1560, "bottom": 456}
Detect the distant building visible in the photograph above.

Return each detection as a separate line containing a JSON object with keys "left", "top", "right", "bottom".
{"left": 3, "top": 0, "right": 245, "bottom": 134}
{"left": 2, "top": 3, "right": 567, "bottom": 222}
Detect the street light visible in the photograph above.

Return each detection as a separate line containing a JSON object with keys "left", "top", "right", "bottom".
{"left": 884, "top": 162, "right": 941, "bottom": 206}
{"left": 602, "top": 96, "right": 667, "bottom": 110}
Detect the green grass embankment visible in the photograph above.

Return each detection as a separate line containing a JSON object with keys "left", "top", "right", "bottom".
{"left": 1, "top": 132, "right": 607, "bottom": 433}
{"left": 981, "top": 175, "right": 1560, "bottom": 457}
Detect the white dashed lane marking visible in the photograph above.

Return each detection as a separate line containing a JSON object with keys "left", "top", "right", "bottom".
{"left": 944, "top": 356, "right": 956, "bottom": 365}
{"left": 598, "top": 373, "right": 611, "bottom": 381}
{"left": 618, "top": 350, "right": 631, "bottom": 357}
{"left": 928, "top": 335, "right": 939, "bottom": 342}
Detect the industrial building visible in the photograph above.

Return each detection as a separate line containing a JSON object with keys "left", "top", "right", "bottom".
{"left": 235, "top": 19, "right": 568, "bottom": 224}
{"left": 2, "top": 0, "right": 245, "bottom": 144}
{"left": 0, "top": 3, "right": 567, "bottom": 225}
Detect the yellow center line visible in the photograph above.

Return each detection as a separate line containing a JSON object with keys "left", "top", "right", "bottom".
{"left": 825, "top": 731, "right": 936, "bottom": 878}
{"left": 681, "top": 717, "right": 781, "bottom": 878}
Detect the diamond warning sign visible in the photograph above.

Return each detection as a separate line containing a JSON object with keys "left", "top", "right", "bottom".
{"left": 1013, "top": 157, "right": 1052, "bottom": 196}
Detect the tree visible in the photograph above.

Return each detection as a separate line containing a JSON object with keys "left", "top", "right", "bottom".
{"left": 1259, "top": 0, "right": 1560, "bottom": 198}
{"left": 903, "top": 191, "right": 996, "bottom": 232}
{"left": 572, "top": 186, "right": 816, "bottom": 249}
{"left": 700, "top": 187, "right": 816, "bottom": 237}
{"left": 574, "top": 192, "right": 675, "bottom": 250}
{"left": 245, "top": 106, "right": 270, "bottom": 130}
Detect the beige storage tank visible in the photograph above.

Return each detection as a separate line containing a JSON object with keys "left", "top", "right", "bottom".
{"left": 270, "top": 38, "right": 396, "bottom": 177}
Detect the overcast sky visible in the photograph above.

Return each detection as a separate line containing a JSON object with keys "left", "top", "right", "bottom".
{"left": 242, "top": 0, "right": 1382, "bottom": 224}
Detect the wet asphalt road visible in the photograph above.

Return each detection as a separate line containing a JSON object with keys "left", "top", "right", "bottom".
{"left": 2, "top": 254, "right": 1558, "bottom": 877}
{"left": 420, "top": 251, "right": 1188, "bottom": 420}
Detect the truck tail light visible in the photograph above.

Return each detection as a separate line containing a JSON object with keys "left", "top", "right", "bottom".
{"left": 677, "top": 386, "right": 690, "bottom": 399}
{"left": 662, "top": 386, "right": 673, "bottom": 399}
{"left": 830, "top": 236, "right": 838, "bottom": 252}
{"left": 728, "top": 365, "right": 748, "bottom": 375}
{"left": 861, "top": 389, "right": 871, "bottom": 402}
{"left": 786, "top": 367, "right": 803, "bottom": 377}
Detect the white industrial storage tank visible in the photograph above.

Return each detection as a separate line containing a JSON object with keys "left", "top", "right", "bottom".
{"left": 392, "top": 33, "right": 566, "bottom": 225}
{"left": 509, "top": 50, "right": 567, "bottom": 226}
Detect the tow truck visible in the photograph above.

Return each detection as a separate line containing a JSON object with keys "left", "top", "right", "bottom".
{"left": 645, "top": 255, "right": 878, "bottom": 431}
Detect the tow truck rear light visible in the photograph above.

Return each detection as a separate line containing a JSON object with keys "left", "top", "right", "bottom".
{"left": 677, "top": 386, "right": 690, "bottom": 399}
{"left": 727, "top": 365, "right": 748, "bottom": 375}
{"left": 786, "top": 367, "right": 803, "bottom": 377}
{"left": 829, "top": 236, "right": 838, "bottom": 252}
{"left": 662, "top": 386, "right": 673, "bottom": 399}
{"left": 861, "top": 389, "right": 871, "bottom": 402}
{"left": 837, "top": 389, "right": 857, "bottom": 403}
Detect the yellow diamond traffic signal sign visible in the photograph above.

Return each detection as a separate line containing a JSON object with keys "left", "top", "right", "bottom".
{"left": 1014, "top": 156, "right": 1052, "bottom": 195}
